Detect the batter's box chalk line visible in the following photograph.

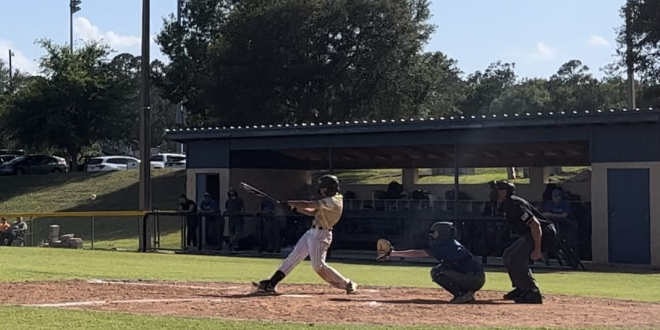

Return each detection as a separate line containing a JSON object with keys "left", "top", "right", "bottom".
{"left": 87, "top": 279, "right": 232, "bottom": 292}
{"left": 23, "top": 298, "right": 226, "bottom": 308}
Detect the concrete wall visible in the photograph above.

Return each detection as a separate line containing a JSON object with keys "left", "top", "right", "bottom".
{"left": 591, "top": 162, "right": 660, "bottom": 267}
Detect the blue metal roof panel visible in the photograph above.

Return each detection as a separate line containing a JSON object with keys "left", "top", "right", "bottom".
{"left": 165, "top": 108, "right": 660, "bottom": 141}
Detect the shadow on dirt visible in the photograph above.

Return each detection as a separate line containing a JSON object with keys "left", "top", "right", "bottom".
{"left": 329, "top": 297, "right": 508, "bottom": 305}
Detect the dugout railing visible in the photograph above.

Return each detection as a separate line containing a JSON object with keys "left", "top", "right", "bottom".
{"left": 141, "top": 211, "right": 585, "bottom": 270}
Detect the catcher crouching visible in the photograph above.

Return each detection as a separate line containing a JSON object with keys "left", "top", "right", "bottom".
{"left": 377, "top": 222, "right": 485, "bottom": 304}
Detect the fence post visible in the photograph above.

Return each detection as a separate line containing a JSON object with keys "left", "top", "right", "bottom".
{"left": 30, "top": 216, "right": 34, "bottom": 247}
{"left": 141, "top": 213, "right": 149, "bottom": 252}
{"left": 91, "top": 216, "right": 95, "bottom": 250}
{"left": 155, "top": 214, "right": 160, "bottom": 249}
{"left": 180, "top": 215, "right": 185, "bottom": 250}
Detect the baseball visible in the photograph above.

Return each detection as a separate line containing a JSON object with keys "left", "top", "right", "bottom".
{"left": 90, "top": 194, "right": 97, "bottom": 200}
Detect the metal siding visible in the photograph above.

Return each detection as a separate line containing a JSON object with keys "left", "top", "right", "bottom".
{"left": 592, "top": 124, "right": 660, "bottom": 163}
{"left": 165, "top": 109, "right": 660, "bottom": 141}
{"left": 186, "top": 140, "right": 229, "bottom": 168}
{"left": 229, "top": 151, "right": 311, "bottom": 169}
{"left": 607, "top": 168, "right": 651, "bottom": 264}
{"left": 230, "top": 127, "right": 590, "bottom": 150}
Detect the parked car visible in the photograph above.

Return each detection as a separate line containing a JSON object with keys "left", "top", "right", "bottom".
{"left": 0, "top": 149, "right": 25, "bottom": 156}
{"left": 150, "top": 153, "right": 186, "bottom": 169}
{"left": 0, "top": 155, "right": 68, "bottom": 175}
{"left": 164, "top": 156, "right": 186, "bottom": 169}
{"left": 0, "top": 154, "right": 18, "bottom": 165}
{"left": 86, "top": 156, "right": 140, "bottom": 172}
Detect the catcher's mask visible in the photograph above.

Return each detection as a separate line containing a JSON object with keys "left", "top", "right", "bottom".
{"left": 429, "top": 222, "right": 455, "bottom": 241}
{"left": 318, "top": 174, "right": 340, "bottom": 197}
{"left": 490, "top": 180, "right": 515, "bottom": 200}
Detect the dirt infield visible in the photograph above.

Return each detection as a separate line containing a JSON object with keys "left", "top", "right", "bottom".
{"left": 2, "top": 280, "right": 658, "bottom": 328}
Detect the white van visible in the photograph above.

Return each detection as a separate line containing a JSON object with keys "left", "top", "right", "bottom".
{"left": 150, "top": 153, "right": 186, "bottom": 169}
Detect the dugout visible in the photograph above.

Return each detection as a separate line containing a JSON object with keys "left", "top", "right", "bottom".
{"left": 166, "top": 108, "right": 660, "bottom": 268}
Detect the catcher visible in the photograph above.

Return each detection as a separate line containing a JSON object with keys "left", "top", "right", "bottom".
{"left": 377, "top": 222, "right": 485, "bottom": 304}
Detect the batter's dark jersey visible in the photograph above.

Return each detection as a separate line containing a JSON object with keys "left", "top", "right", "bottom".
{"left": 500, "top": 195, "right": 548, "bottom": 235}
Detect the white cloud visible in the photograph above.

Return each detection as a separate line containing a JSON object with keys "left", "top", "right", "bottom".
{"left": 587, "top": 35, "right": 609, "bottom": 47}
{"left": 527, "top": 42, "right": 558, "bottom": 61}
{"left": 0, "top": 39, "right": 38, "bottom": 74}
{"left": 511, "top": 42, "right": 559, "bottom": 62}
{"left": 74, "top": 17, "right": 141, "bottom": 49}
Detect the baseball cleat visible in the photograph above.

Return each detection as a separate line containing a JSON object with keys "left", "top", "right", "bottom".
{"left": 514, "top": 290, "right": 543, "bottom": 304}
{"left": 252, "top": 280, "right": 277, "bottom": 294}
{"left": 449, "top": 292, "right": 475, "bottom": 304}
{"left": 503, "top": 288, "right": 522, "bottom": 300}
{"left": 346, "top": 281, "right": 358, "bottom": 295}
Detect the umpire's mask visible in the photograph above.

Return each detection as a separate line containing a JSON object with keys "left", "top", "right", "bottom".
{"left": 429, "top": 222, "right": 455, "bottom": 242}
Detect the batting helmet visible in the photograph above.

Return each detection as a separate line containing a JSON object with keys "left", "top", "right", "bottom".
{"left": 318, "top": 174, "right": 340, "bottom": 196}
{"left": 430, "top": 222, "right": 456, "bottom": 240}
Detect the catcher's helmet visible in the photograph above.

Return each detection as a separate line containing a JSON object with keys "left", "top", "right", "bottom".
{"left": 430, "top": 222, "right": 456, "bottom": 240}
{"left": 318, "top": 174, "right": 340, "bottom": 195}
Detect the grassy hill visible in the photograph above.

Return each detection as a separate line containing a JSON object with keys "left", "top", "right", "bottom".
{"left": 0, "top": 169, "right": 186, "bottom": 250}
{"left": 336, "top": 167, "right": 590, "bottom": 185}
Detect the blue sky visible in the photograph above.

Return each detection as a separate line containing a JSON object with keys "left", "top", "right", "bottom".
{"left": 0, "top": 0, "right": 626, "bottom": 79}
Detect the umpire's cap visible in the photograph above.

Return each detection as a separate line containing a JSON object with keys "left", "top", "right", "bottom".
{"left": 430, "top": 222, "right": 456, "bottom": 240}
{"left": 491, "top": 180, "right": 515, "bottom": 193}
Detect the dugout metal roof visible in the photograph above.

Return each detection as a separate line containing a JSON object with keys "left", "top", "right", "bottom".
{"left": 165, "top": 108, "right": 660, "bottom": 169}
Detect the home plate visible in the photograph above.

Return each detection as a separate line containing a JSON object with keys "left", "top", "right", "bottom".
{"left": 363, "top": 289, "right": 379, "bottom": 293}
{"left": 365, "top": 301, "right": 382, "bottom": 307}
{"left": 281, "top": 294, "right": 312, "bottom": 298}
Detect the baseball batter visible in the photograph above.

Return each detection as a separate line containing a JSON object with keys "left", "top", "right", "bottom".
{"left": 252, "top": 174, "right": 358, "bottom": 294}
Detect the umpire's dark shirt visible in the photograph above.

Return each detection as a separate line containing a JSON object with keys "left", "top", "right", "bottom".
{"left": 500, "top": 195, "right": 545, "bottom": 236}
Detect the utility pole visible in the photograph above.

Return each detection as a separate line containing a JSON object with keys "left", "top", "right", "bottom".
{"left": 139, "top": 0, "right": 153, "bottom": 250}
{"left": 175, "top": 0, "right": 186, "bottom": 154}
{"left": 70, "top": 0, "right": 82, "bottom": 53}
{"left": 624, "top": 0, "right": 636, "bottom": 109}
{"left": 8, "top": 50, "right": 14, "bottom": 91}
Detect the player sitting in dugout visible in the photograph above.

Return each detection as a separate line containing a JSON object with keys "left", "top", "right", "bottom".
{"left": 381, "top": 222, "right": 485, "bottom": 304}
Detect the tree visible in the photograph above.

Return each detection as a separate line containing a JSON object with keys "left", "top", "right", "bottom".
{"left": 458, "top": 61, "right": 517, "bottom": 115}
{"left": 106, "top": 53, "right": 179, "bottom": 151}
{"left": 614, "top": 0, "right": 660, "bottom": 83}
{"left": 489, "top": 78, "right": 552, "bottom": 115}
{"left": 157, "top": 0, "right": 452, "bottom": 125}
{"left": 1, "top": 39, "right": 134, "bottom": 170}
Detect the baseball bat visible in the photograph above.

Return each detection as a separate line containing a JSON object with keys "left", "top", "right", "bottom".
{"left": 239, "top": 182, "right": 284, "bottom": 205}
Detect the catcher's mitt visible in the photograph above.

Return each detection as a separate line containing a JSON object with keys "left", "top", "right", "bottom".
{"left": 376, "top": 239, "right": 393, "bottom": 261}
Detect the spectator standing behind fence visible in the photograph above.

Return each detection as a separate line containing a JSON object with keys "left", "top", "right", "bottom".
{"left": 178, "top": 194, "right": 199, "bottom": 251}
{"left": 259, "top": 199, "right": 281, "bottom": 253}
{"left": 199, "top": 192, "right": 221, "bottom": 251}
{"left": 224, "top": 189, "right": 245, "bottom": 251}
{"left": 540, "top": 189, "right": 578, "bottom": 253}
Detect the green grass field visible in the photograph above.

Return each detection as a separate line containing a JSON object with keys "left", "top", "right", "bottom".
{"left": 0, "top": 249, "right": 658, "bottom": 329}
